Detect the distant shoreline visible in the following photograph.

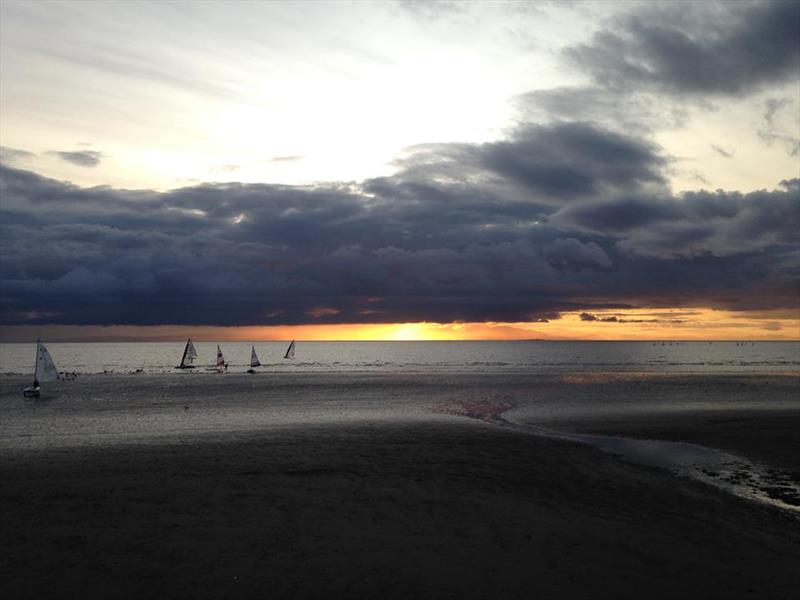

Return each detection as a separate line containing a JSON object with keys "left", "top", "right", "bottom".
{"left": 3, "top": 338, "right": 799, "bottom": 343}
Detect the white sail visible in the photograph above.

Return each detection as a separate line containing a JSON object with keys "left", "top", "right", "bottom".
{"left": 177, "top": 338, "right": 198, "bottom": 368}
{"left": 36, "top": 340, "right": 59, "bottom": 383}
{"left": 216, "top": 345, "right": 226, "bottom": 368}
{"left": 250, "top": 345, "right": 261, "bottom": 368}
{"left": 284, "top": 340, "right": 295, "bottom": 359}
{"left": 185, "top": 340, "right": 198, "bottom": 363}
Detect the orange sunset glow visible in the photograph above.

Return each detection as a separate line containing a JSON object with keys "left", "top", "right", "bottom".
{"left": 3, "top": 308, "right": 797, "bottom": 342}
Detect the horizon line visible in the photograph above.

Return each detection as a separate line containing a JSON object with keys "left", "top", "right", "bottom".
{"left": 1, "top": 338, "right": 797, "bottom": 344}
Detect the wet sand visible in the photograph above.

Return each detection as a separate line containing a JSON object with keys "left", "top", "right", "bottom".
{"left": 1, "top": 373, "right": 799, "bottom": 599}
{"left": 531, "top": 373, "right": 800, "bottom": 471}
{"left": 546, "top": 408, "right": 800, "bottom": 471}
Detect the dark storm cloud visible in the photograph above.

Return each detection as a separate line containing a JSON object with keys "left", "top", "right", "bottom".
{"left": 518, "top": 2, "right": 800, "bottom": 136}
{"left": 565, "top": 1, "right": 800, "bottom": 97}
{"left": 543, "top": 238, "right": 611, "bottom": 272}
{"left": 50, "top": 150, "right": 103, "bottom": 167}
{"left": 379, "top": 122, "right": 667, "bottom": 203}
{"left": 554, "top": 179, "right": 800, "bottom": 258}
{"left": 579, "top": 312, "right": 683, "bottom": 324}
{"left": 1, "top": 121, "right": 798, "bottom": 327}
{"left": 480, "top": 124, "right": 667, "bottom": 198}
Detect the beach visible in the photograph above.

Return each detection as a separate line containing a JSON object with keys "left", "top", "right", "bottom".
{"left": 3, "top": 0, "right": 799, "bottom": 597}
{"left": 1, "top": 372, "right": 799, "bottom": 599}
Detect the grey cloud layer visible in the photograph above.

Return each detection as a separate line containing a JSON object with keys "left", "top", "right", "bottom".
{"left": 758, "top": 98, "right": 800, "bottom": 157}
{"left": 0, "top": 147, "right": 105, "bottom": 168}
{"left": 519, "top": 1, "right": 800, "bottom": 142}
{"left": 1, "top": 121, "right": 797, "bottom": 327}
{"left": 0, "top": 146, "right": 35, "bottom": 163}
{"left": 566, "top": 1, "right": 800, "bottom": 97}
{"left": 2, "top": 3, "right": 797, "bottom": 327}
{"left": 49, "top": 150, "right": 103, "bottom": 167}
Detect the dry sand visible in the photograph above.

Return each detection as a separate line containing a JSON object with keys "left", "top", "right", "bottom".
{"left": 1, "top": 372, "right": 799, "bottom": 599}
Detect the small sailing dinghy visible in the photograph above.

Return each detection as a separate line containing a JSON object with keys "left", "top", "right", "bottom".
{"left": 207, "top": 345, "right": 227, "bottom": 372}
{"left": 23, "top": 339, "right": 59, "bottom": 398}
{"left": 247, "top": 345, "right": 261, "bottom": 374}
{"left": 283, "top": 340, "right": 296, "bottom": 359}
{"left": 176, "top": 338, "right": 198, "bottom": 369}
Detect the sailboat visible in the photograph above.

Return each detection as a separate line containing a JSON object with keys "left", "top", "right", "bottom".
{"left": 283, "top": 340, "right": 296, "bottom": 359}
{"left": 247, "top": 345, "right": 261, "bottom": 374}
{"left": 23, "top": 339, "right": 59, "bottom": 398}
{"left": 207, "top": 344, "right": 227, "bottom": 372}
{"left": 175, "top": 338, "right": 198, "bottom": 369}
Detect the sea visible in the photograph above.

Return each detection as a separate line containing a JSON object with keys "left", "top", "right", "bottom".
{"left": 1, "top": 340, "right": 798, "bottom": 375}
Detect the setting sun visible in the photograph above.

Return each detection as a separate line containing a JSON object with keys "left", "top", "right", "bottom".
{"left": 2, "top": 308, "right": 797, "bottom": 342}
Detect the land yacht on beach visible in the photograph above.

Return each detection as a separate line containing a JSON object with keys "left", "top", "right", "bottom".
{"left": 175, "top": 338, "right": 198, "bottom": 369}
{"left": 206, "top": 345, "right": 228, "bottom": 372}
{"left": 23, "top": 339, "right": 59, "bottom": 398}
{"left": 247, "top": 345, "right": 261, "bottom": 374}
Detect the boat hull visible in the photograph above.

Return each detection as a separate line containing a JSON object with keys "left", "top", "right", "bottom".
{"left": 23, "top": 386, "right": 40, "bottom": 398}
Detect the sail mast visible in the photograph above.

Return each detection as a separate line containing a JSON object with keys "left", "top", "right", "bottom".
{"left": 33, "top": 339, "right": 40, "bottom": 385}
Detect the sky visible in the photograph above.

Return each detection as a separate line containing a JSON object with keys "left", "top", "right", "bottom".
{"left": 0, "top": 0, "right": 798, "bottom": 341}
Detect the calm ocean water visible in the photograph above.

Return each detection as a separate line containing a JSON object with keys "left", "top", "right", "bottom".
{"left": 1, "top": 340, "right": 798, "bottom": 375}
